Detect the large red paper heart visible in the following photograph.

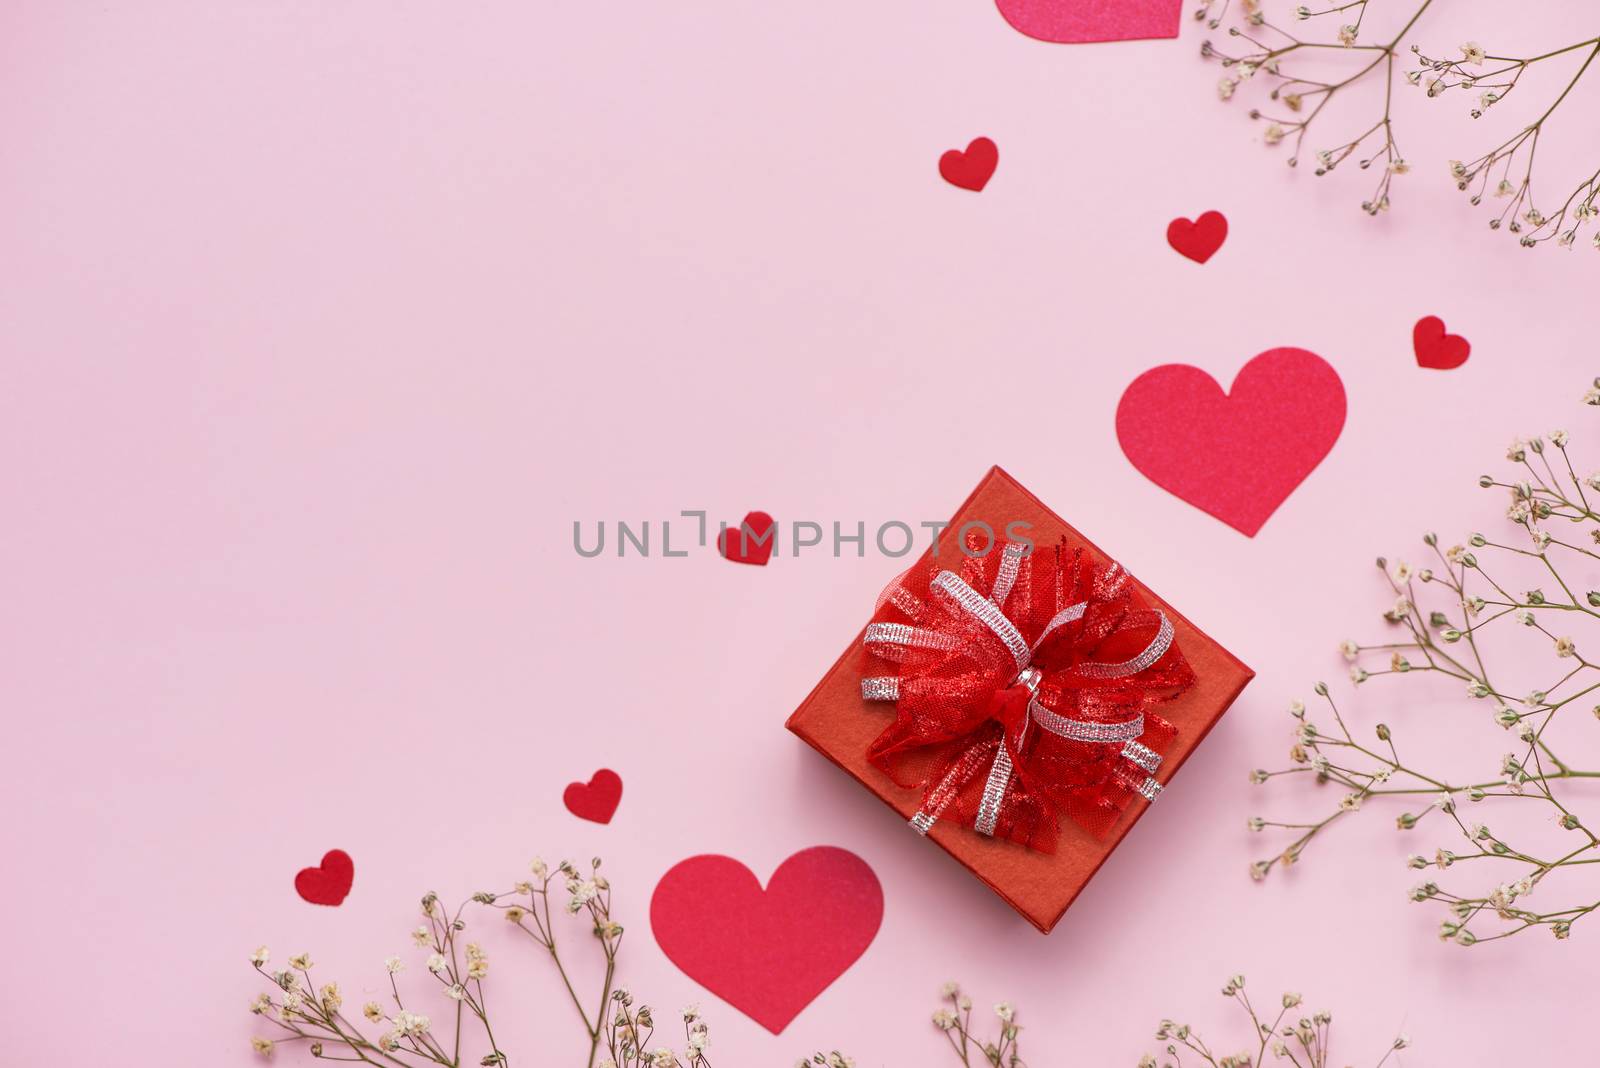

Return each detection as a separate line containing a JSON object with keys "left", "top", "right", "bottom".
{"left": 563, "top": 768, "right": 623, "bottom": 824}
{"left": 1413, "top": 315, "right": 1470, "bottom": 370}
{"left": 650, "top": 847, "right": 883, "bottom": 1034}
{"left": 1167, "top": 211, "right": 1228, "bottom": 263}
{"left": 718, "top": 510, "right": 775, "bottom": 565}
{"left": 996, "top": 0, "right": 1181, "bottom": 43}
{"left": 1116, "top": 348, "right": 1346, "bottom": 537}
{"left": 938, "top": 137, "right": 998, "bottom": 192}
{"left": 294, "top": 849, "right": 354, "bottom": 907}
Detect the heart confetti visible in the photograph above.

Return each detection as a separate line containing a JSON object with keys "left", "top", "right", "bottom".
{"left": 1115, "top": 348, "right": 1346, "bottom": 537}
{"left": 718, "top": 511, "right": 775, "bottom": 565}
{"left": 1167, "top": 211, "right": 1228, "bottom": 263}
{"left": 995, "top": 0, "right": 1182, "bottom": 43}
{"left": 563, "top": 769, "right": 623, "bottom": 824}
{"left": 294, "top": 849, "right": 355, "bottom": 907}
{"left": 1413, "top": 315, "right": 1470, "bottom": 370}
{"left": 650, "top": 846, "right": 883, "bottom": 1034}
{"left": 939, "top": 137, "right": 999, "bottom": 192}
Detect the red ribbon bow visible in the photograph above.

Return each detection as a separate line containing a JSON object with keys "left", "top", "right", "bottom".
{"left": 860, "top": 537, "right": 1193, "bottom": 852}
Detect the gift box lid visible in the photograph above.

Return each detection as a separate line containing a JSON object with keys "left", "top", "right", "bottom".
{"left": 785, "top": 465, "right": 1254, "bottom": 933}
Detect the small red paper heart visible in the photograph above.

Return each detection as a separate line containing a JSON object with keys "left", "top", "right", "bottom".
{"left": 718, "top": 511, "right": 775, "bottom": 565}
{"left": 651, "top": 847, "right": 883, "bottom": 1034}
{"left": 563, "top": 769, "right": 623, "bottom": 824}
{"left": 939, "top": 137, "right": 998, "bottom": 192}
{"left": 294, "top": 849, "right": 354, "bottom": 907}
{"left": 1413, "top": 315, "right": 1470, "bottom": 370}
{"left": 996, "top": 0, "right": 1181, "bottom": 43}
{"left": 1167, "top": 211, "right": 1228, "bottom": 263}
{"left": 1116, "top": 348, "right": 1346, "bottom": 537}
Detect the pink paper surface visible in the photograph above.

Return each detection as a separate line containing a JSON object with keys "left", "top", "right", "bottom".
{"left": 0, "top": 2, "right": 1594, "bottom": 1065}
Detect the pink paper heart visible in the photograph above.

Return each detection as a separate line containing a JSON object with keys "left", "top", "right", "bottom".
{"left": 939, "top": 137, "right": 999, "bottom": 192}
{"left": 1412, "top": 315, "right": 1470, "bottom": 370}
{"left": 1167, "top": 211, "right": 1228, "bottom": 263}
{"left": 995, "top": 0, "right": 1182, "bottom": 43}
{"left": 563, "top": 768, "right": 623, "bottom": 823}
{"left": 1115, "top": 348, "right": 1346, "bottom": 537}
{"left": 650, "top": 847, "right": 882, "bottom": 1034}
{"left": 294, "top": 849, "right": 355, "bottom": 907}
{"left": 718, "top": 511, "right": 775, "bottom": 565}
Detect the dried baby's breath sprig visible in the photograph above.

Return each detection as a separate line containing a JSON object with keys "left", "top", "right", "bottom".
{"left": 1140, "top": 974, "right": 1409, "bottom": 1068}
{"left": 1250, "top": 382, "right": 1600, "bottom": 945}
{"left": 928, "top": 982, "right": 1028, "bottom": 1068}
{"left": 1415, "top": 36, "right": 1600, "bottom": 247}
{"left": 1197, "top": 1, "right": 1600, "bottom": 247}
{"left": 796, "top": 1054, "right": 857, "bottom": 1068}
{"left": 1198, "top": 0, "right": 1434, "bottom": 214}
{"left": 796, "top": 984, "right": 1022, "bottom": 1068}
{"left": 247, "top": 857, "right": 713, "bottom": 1068}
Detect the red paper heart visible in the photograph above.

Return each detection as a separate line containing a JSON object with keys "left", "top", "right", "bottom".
{"left": 294, "top": 849, "right": 354, "bottom": 907}
{"left": 563, "top": 769, "right": 623, "bottom": 824}
{"left": 939, "top": 137, "right": 998, "bottom": 192}
{"left": 650, "top": 846, "right": 883, "bottom": 1034}
{"left": 1116, "top": 348, "right": 1346, "bottom": 537}
{"left": 996, "top": 0, "right": 1181, "bottom": 42}
{"left": 1167, "top": 211, "right": 1228, "bottom": 263}
{"left": 1413, "top": 315, "right": 1470, "bottom": 370}
{"left": 718, "top": 511, "right": 775, "bottom": 565}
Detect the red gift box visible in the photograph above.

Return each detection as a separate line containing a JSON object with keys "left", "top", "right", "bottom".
{"left": 786, "top": 466, "right": 1253, "bottom": 933}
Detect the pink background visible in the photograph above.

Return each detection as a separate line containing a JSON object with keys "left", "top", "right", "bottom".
{"left": 2, "top": 2, "right": 1595, "bottom": 1064}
